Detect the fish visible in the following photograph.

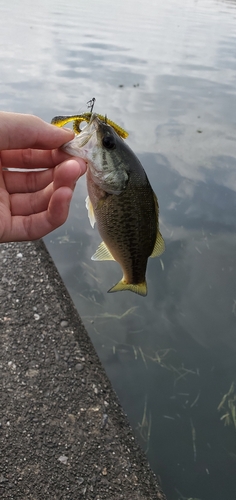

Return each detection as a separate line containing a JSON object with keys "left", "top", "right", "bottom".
{"left": 52, "top": 113, "right": 165, "bottom": 296}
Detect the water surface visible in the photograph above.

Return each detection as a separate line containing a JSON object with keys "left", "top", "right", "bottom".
{"left": 1, "top": 1, "right": 236, "bottom": 498}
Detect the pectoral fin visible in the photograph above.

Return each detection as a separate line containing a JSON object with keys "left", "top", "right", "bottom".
{"left": 91, "top": 241, "right": 115, "bottom": 261}
{"left": 85, "top": 196, "right": 96, "bottom": 228}
{"left": 151, "top": 231, "right": 165, "bottom": 257}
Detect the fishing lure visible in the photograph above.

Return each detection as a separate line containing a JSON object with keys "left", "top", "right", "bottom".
{"left": 51, "top": 101, "right": 128, "bottom": 139}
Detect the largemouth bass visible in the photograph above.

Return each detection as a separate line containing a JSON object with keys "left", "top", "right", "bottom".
{"left": 52, "top": 113, "right": 165, "bottom": 296}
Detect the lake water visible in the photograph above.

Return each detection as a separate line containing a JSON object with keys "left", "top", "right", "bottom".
{"left": 1, "top": 0, "right": 236, "bottom": 498}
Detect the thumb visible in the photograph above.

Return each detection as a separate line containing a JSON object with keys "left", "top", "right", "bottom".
{"left": 0, "top": 112, "right": 74, "bottom": 150}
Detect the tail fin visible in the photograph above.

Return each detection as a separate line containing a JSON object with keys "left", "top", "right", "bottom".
{"left": 108, "top": 279, "right": 147, "bottom": 296}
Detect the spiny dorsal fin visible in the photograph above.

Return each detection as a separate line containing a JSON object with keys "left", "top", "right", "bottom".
{"left": 85, "top": 195, "right": 96, "bottom": 228}
{"left": 91, "top": 241, "right": 115, "bottom": 261}
{"left": 151, "top": 231, "right": 165, "bottom": 257}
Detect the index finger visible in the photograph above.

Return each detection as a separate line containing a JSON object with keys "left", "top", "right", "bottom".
{"left": 0, "top": 148, "right": 72, "bottom": 169}
{"left": 0, "top": 112, "right": 74, "bottom": 150}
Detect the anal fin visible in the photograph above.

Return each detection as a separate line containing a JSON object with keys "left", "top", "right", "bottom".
{"left": 91, "top": 241, "right": 115, "bottom": 261}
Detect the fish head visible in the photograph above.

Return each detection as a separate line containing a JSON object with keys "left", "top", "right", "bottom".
{"left": 63, "top": 114, "right": 129, "bottom": 194}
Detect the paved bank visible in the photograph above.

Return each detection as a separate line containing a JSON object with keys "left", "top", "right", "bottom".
{"left": 1, "top": 240, "right": 166, "bottom": 500}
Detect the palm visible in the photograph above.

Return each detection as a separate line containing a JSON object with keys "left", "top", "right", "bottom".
{"left": 0, "top": 149, "right": 86, "bottom": 242}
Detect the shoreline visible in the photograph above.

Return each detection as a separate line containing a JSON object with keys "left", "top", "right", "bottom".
{"left": 1, "top": 239, "right": 166, "bottom": 499}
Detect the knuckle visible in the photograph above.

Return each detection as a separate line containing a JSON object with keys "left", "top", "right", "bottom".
{"left": 26, "top": 172, "right": 38, "bottom": 192}
{"left": 21, "top": 148, "right": 34, "bottom": 167}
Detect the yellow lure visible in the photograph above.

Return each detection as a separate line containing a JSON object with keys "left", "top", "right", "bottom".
{"left": 51, "top": 113, "right": 129, "bottom": 139}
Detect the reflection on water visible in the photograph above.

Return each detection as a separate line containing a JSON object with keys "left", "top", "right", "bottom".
{"left": 1, "top": 0, "right": 236, "bottom": 498}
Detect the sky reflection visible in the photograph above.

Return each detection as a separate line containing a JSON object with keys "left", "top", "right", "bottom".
{"left": 1, "top": 0, "right": 236, "bottom": 498}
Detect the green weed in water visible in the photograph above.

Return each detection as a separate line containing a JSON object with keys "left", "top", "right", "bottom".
{"left": 136, "top": 397, "right": 152, "bottom": 452}
{"left": 218, "top": 382, "right": 236, "bottom": 429}
{"left": 175, "top": 488, "right": 202, "bottom": 500}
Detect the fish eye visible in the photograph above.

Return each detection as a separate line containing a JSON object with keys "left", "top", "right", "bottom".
{"left": 102, "top": 134, "right": 116, "bottom": 150}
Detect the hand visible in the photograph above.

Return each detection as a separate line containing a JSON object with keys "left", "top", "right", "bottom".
{"left": 0, "top": 112, "right": 86, "bottom": 243}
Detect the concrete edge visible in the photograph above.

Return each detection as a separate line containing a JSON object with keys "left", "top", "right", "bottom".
{"left": 1, "top": 239, "right": 167, "bottom": 500}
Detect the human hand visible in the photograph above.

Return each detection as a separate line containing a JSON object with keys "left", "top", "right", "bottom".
{"left": 0, "top": 112, "right": 86, "bottom": 243}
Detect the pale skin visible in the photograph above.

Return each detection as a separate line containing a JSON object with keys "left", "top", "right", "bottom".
{"left": 0, "top": 112, "right": 86, "bottom": 243}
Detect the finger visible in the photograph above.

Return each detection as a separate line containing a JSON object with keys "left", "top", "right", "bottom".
{"left": 0, "top": 112, "right": 74, "bottom": 150}
{"left": 0, "top": 148, "right": 71, "bottom": 169}
{"left": 9, "top": 159, "right": 87, "bottom": 215}
{"left": 4, "top": 157, "right": 86, "bottom": 194}
{"left": 53, "top": 158, "right": 87, "bottom": 191}
{"left": 47, "top": 187, "right": 74, "bottom": 230}
{"left": 7, "top": 187, "right": 74, "bottom": 242}
{"left": 4, "top": 169, "right": 54, "bottom": 195}
{"left": 10, "top": 183, "right": 54, "bottom": 216}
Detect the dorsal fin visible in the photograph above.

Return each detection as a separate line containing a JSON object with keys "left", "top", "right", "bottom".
{"left": 151, "top": 231, "right": 165, "bottom": 257}
{"left": 150, "top": 193, "right": 165, "bottom": 257}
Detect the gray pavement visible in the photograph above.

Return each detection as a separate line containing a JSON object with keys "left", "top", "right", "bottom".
{"left": 1, "top": 240, "right": 166, "bottom": 500}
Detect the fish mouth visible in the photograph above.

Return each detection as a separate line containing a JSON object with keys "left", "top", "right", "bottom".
{"left": 62, "top": 114, "right": 101, "bottom": 155}
{"left": 74, "top": 113, "right": 98, "bottom": 147}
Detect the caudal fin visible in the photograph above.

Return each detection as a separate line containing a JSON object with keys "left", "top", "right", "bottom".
{"left": 108, "top": 279, "right": 147, "bottom": 296}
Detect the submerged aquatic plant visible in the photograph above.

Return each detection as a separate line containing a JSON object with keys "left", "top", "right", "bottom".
{"left": 136, "top": 397, "right": 152, "bottom": 452}
{"left": 218, "top": 382, "right": 236, "bottom": 429}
